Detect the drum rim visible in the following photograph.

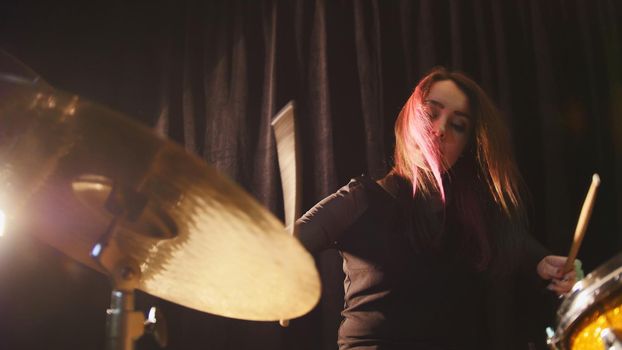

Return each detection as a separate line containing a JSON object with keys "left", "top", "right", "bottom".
{"left": 553, "top": 252, "right": 622, "bottom": 346}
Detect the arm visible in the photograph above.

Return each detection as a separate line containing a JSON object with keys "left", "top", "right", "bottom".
{"left": 295, "top": 178, "right": 370, "bottom": 254}
{"left": 520, "top": 232, "right": 577, "bottom": 295}
{"left": 518, "top": 231, "right": 549, "bottom": 282}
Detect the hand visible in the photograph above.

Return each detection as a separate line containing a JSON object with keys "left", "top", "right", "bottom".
{"left": 537, "top": 255, "right": 577, "bottom": 295}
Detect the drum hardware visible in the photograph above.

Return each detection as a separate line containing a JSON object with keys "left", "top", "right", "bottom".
{"left": 87, "top": 179, "right": 168, "bottom": 350}
{"left": 0, "top": 51, "right": 321, "bottom": 348}
{"left": 547, "top": 253, "right": 622, "bottom": 350}
{"left": 92, "top": 250, "right": 168, "bottom": 350}
{"left": 600, "top": 328, "right": 622, "bottom": 350}
{"left": 144, "top": 306, "right": 168, "bottom": 348}
{"left": 97, "top": 268, "right": 167, "bottom": 349}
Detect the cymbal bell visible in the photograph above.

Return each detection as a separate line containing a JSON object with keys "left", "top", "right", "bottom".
{"left": 0, "top": 57, "right": 320, "bottom": 321}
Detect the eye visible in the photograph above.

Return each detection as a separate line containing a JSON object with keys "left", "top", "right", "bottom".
{"left": 424, "top": 103, "right": 440, "bottom": 120}
{"left": 451, "top": 123, "right": 466, "bottom": 133}
{"left": 450, "top": 118, "right": 469, "bottom": 133}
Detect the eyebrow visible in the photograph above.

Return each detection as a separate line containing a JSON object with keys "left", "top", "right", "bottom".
{"left": 426, "top": 99, "right": 471, "bottom": 119}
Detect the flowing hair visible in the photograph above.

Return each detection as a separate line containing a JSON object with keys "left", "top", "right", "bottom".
{"left": 393, "top": 67, "right": 526, "bottom": 269}
{"left": 393, "top": 67, "right": 524, "bottom": 217}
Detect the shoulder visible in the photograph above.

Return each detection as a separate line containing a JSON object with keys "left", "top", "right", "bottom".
{"left": 297, "top": 174, "right": 396, "bottom": 228}
{"left": 315, "top": 175, "right": 381, "bottom": 216}
{"left": 295, "top": 175, "right": 383, "bottom": 252}
{"left": 344, "top": 174, "right": 400, "bottom": 207}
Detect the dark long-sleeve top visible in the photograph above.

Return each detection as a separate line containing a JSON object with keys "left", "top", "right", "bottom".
{"left": 295, "top": 174, "right": 549, "bottom": 350}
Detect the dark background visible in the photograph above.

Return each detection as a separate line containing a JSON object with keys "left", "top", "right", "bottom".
{"left": 0, "top": 0, "right": 620, "bottom": 349}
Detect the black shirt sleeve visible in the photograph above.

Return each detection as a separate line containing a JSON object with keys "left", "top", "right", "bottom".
{"left": 518, "top": 231, "right": 550, "bottom": 285}
{"left": 295, "top": 178, "right": 370, "bottom": 253}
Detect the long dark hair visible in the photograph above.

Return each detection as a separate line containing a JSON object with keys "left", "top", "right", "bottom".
{"left": 392, "top": 67, "right": 527, "bottom": 269}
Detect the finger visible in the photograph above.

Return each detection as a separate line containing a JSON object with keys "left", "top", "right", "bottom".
{"left": 546, "top": 255, "right": 568, "bottom": 267}
{"left": 542, "top": 262, "right": 563, "bottom": 279}
{"left": 546, "top": 283, "right": 563, "bottom": 293}
{"left": 551, "top": 278, "right": 575, "bottom": 293}
{"left": 547, "top": 282, "right": 569, "bottom": 295}
{"left": 552, "top": 278, "right": 573, "bottom": 287}
{"left": 562, "top": 270, "right": 576, "bottom": 281}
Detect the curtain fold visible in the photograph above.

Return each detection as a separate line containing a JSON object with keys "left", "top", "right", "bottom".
{"left": 1, "top": 0, "right": 620, "bottom": 349}
{"left": 153, "top": 1, "right": 621, "bottom": 348}
{"left": 353, "top": 0, "right": 386, "bottom": 179}
{"left": 252, "top": 0, "right": 278, "bottom": 213}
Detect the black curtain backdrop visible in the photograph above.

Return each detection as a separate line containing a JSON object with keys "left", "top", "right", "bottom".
{"left": 0, "top": 1, "right": 621, "bottom": 349}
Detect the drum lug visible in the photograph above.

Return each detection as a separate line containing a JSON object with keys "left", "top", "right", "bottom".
{"left": 600, "top": 328, "right": 622, "bottom": 350}
{"left": 144, "top": 306, "right": 168, "bottom": 348}
{"left": 545, "top": 327, "right": 560, "bottom": 350}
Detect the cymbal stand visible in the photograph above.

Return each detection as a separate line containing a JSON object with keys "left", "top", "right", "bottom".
{"left": 89, "top": 183, "right": 166, "bottom": 350}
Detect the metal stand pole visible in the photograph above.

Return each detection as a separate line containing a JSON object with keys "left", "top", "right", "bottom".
{"left": 105, "top": 290, "right": 145, "bottom": 350}
{"left": 91, "top": 216, "right": 145, "bottom": 350}
{"left": 89, "top": 182, "right": 167, "bottom": 350}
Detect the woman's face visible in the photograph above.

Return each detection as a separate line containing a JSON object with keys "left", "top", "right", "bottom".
{"left": 425, "top": 80, "right": 472, "bottom": 170}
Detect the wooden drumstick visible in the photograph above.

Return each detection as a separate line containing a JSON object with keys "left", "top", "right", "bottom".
{"left": 563, "top": 173, "right": 600, "bottom": 273}
{"left": 271, "top": 102, "right": 302, "bottom": 327}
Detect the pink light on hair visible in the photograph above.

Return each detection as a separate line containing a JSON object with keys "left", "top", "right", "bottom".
{"left": 394, "top": 82, "right": 445, "bottom": 201}
{"left": 394, "top": 67, "right": 526, "bottom": 218}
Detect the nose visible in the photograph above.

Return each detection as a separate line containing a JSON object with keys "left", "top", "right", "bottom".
{"left": 432, "top": 118, "right": 446, "bottom": 140}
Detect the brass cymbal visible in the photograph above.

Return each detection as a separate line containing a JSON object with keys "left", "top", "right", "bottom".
{"left": 0, "top": 60, "right": 320, "bottom": 321}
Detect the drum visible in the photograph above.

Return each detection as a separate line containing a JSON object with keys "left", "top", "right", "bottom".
{"left": 548, "top": 252, "right": 622, "bottom": 350}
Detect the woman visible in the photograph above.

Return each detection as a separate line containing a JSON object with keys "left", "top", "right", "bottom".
{"left": 295, "top": 68, "right": 576, "bottom": 349}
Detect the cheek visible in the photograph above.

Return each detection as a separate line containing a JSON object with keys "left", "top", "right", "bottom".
{"left": 456, "top": 133, "right": 470, "bottom": 154}
{"left": 448, "top": 131, "right": 469, "bottom": 151}
{"left": 443, "top": 133, "right": 469, "bottom": 165}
